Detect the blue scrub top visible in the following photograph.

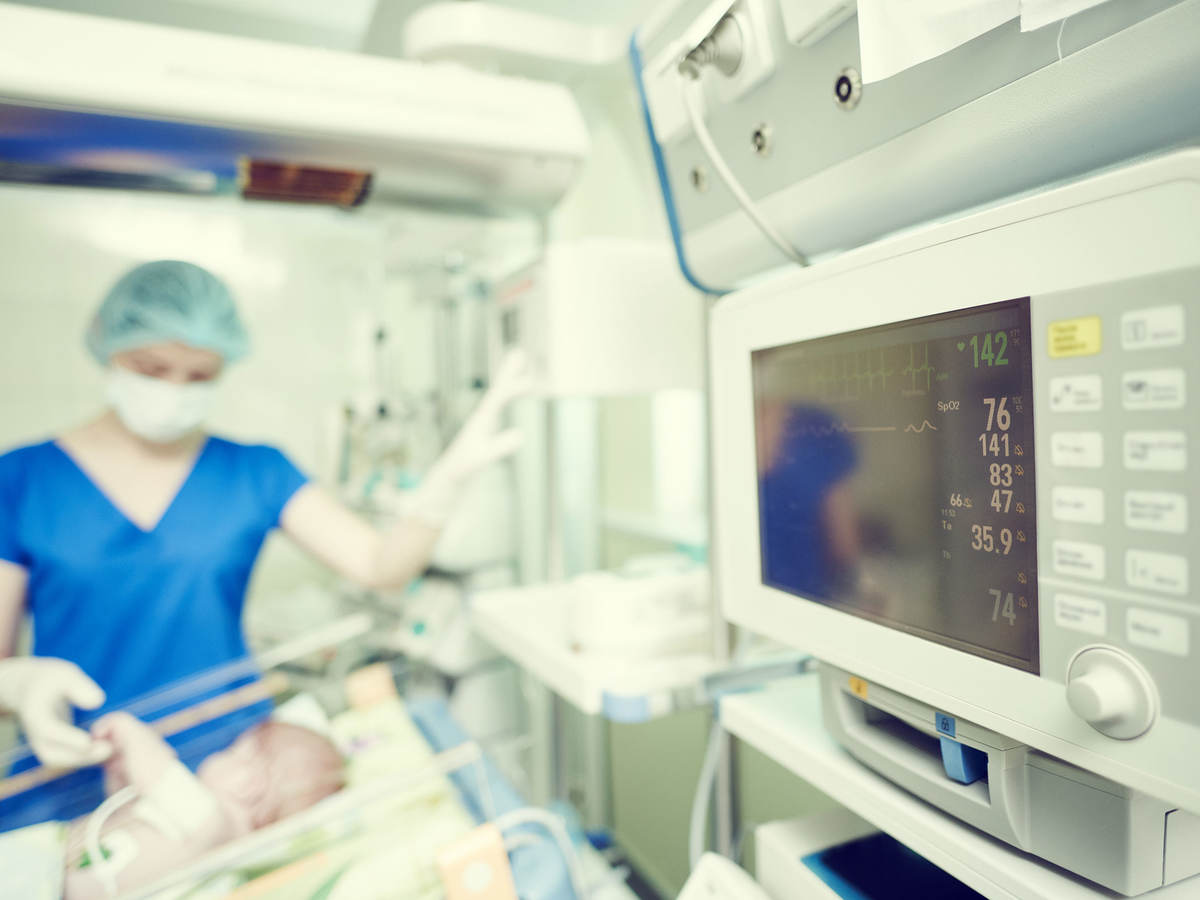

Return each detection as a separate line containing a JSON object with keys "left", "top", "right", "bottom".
{"left": 0, "top": 436, "right": 308, "bottom": 827}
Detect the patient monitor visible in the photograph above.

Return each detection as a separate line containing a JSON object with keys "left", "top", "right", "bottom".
{"left": 711, "top": 148, "right": 1200, "bottom": 895}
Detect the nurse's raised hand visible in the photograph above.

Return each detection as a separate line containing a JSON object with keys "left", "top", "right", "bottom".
{"left": 409, "top": 349, "right": 537, "bottom": 524}
{"left": 0, "top": 656, "right": 113, "bottom": 768}
{"left": 280, "top": 351, "right": 536, "bottom": 591}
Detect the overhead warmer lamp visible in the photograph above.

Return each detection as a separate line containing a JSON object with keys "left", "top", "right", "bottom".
{"left": 0, "top": 4, "right": 589, "bottom": 214}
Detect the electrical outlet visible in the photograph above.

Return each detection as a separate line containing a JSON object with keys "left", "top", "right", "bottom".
{"left": 640, "top": 0, "right": 778, "bottom": 144}
{"left": 713, "top": 0, "right": 778, "bottom": 103}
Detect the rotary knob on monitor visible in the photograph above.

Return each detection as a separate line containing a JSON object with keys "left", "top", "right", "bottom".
{"left": 1065, "top": 646, "right": 1158, "bottom": 740}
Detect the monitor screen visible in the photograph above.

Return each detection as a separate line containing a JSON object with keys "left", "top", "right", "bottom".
{"left": 752, "top": 298, "right": 1039, "bottom": 672}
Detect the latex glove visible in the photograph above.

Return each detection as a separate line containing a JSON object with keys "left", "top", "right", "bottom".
{"left": 0, "top": 656, "right": 112, "bottom": 768}
{"left": 410, "top": 350, "right": 536, "bottom": 524}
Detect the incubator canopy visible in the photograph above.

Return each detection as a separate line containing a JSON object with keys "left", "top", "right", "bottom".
{"left": 86, "top": 260, "right": 250, "bottom": 364}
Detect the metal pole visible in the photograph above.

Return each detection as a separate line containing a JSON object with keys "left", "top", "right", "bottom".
{"left": 701, "top": 288, "right": 738, "bottom": 858}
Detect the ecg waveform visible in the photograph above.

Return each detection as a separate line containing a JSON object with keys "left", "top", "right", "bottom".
{"left": 791, "top": 422, "right": 900, "bottom": 438}
{"left": 790, "top": 418, "right": 940, "bottom": 438}
{"left": 778, "top": 341, "right": 943, "bottom": 404}
{"left": 901, "top": 344, "right": 936, "bottom": 392}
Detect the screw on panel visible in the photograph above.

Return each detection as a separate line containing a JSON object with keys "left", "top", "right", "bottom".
{"left": 834, "top": 67, "right": 863, "bottom": 109}
{"left": 751, "top": 123, "right": 773, "bottom": 157}
{"left": 690, "top": 165, "right": 710, "bottom": 192}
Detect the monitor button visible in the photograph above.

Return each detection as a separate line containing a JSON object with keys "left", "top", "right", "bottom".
{"left": 1124, "top": 491, "right": 1188, "bottom": 533}
{"left": 1054, "top": 594, "right": 1108, "bottom": 637}
{"left": 1048, "top": 316, "right": 1102, "bottom": 358}
{"left": 1049, "top": 374, "right": 1103, "bottom": 413}
{"left": 1052, "top": 540, "right": 1105, "bottom": 581}
{"left": 1121, "top": 304, "right": 1185, "bottom": 351}
{"left": 1052, "top": 486, "right": 1105, "bottom": 524}
{"left": 1126, "top": 550, "right": 1189, "bottom": 596}
{"left": 1122, "top": 368, "right": 1186, "bottom": 411}
{"left": 1124, "top": 431, "right": 1187, "bottom": 471}
{"left": 1051, "top": 431, "right": 1103, "bottom": 468}
{"left": 1127, "top": 608, "right": 1190, "bottom": 657}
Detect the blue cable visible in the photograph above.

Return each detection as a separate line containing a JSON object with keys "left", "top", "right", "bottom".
{"left": 628, "top": 31, "right": 728, "bottom": 296}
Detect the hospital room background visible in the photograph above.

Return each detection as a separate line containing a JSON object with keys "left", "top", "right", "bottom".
{"left": 0, "top": 10, "right": 823, "bottom": 892}
{"left": 2, "top": 0, "right": 1198, "bottom": 898}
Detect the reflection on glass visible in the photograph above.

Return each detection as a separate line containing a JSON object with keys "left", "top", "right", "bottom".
{"left": 757, "top": 402, "right": 860, "bottom": 602}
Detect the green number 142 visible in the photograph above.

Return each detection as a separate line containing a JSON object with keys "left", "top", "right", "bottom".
{"left": 970, "top": 332, "right": 1010, "bottom": 368}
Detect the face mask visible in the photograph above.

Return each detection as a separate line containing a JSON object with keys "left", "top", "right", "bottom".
{"left": 106, "top": 367, "right": 217, "bottom": 444}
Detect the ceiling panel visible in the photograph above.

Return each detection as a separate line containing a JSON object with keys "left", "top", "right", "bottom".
{"left": 2, "top": 0, "right": 665, "bottom": 52}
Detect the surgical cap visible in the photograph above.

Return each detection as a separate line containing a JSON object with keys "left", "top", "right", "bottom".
{"left": 86, "top": 260, "right": 250, "bottom": 364}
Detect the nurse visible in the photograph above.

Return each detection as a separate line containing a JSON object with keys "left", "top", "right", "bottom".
{"left": 0, "top": 260, "right": 529, "bottom": 820}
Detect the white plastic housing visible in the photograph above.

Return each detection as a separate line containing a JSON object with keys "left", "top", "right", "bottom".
{"left": 779, "top": 0, "right": 858, "bottom": 47}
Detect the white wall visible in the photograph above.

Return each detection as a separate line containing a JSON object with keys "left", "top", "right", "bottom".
{"left": 0, "top": 185, "right": 386, "bottom": 458}
{"left": 550, "top": 72, "right": 669, "bottom": 244}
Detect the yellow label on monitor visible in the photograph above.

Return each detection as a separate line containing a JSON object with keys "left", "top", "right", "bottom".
{"left": 1048, "top": 316, "right": 1102, "bottom": 358}
{"left": 849, "top": 676, "right": 869, "bottom": 700}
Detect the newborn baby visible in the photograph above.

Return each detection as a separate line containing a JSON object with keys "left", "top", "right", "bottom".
{"left": 63, "top": 712, "right": 343, "bottom": 899}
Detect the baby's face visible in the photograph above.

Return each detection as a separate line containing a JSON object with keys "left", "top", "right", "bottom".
{"left": 197, "top": 729, "right": 271, "bottom": 827}
{"left": 196, "top": 722, "right": 344, "bottom": 831}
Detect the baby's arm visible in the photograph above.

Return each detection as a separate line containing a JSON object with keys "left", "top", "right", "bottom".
{"left": 62, "top": 713, "right": 234, "bottom": 899}
{"left": 63, "top": 798, "right": 233, "bottom": 899}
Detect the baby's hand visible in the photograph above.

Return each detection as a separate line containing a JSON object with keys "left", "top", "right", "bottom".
{"left": 92, "top": 712, "right": 177, "bottom": 796}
